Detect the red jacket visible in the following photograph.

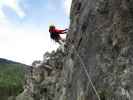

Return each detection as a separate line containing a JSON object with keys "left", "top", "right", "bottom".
{"left": 49, "top": 28, "right": 66, "bottom": 34}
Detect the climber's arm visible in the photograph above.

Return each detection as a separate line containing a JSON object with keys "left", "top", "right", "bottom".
{"left": 55, "top": 28, "right": 68, "bottom": 34}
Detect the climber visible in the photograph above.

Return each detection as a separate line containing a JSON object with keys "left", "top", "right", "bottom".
{"left": 49, "top": 25, "right": 68, "bottom": 45}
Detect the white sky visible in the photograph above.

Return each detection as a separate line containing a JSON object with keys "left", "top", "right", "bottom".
{"left": 64, "top": 0, "right": 72, "bottom": 15}
{"left": 0, "top": 0, "right": 72, "bottom": 65}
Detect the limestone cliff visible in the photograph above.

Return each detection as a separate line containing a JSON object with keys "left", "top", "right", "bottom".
{"left": 16, "top": 0, "right": 133, "bottom": 100}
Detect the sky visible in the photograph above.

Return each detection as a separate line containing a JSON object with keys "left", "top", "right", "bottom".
{"left": 0, "top": 0, "right": 72, "bottom": 65}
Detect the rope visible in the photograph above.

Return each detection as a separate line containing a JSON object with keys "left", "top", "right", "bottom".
{"left": 72, "top": 45, "right": 101, "bottom": 100}
{"left": 66, "top": 21, "right": 117, "bottom": 99}
{"left": 69, "top": 21, "right": 117, "bottom": 99}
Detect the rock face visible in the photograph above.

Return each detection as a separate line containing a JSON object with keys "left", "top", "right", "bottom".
{"left": 16, "top": 49, "right": 66, "bottom": 100}
{"left": 17, "top": 0, "right": 133, "bottom": 100}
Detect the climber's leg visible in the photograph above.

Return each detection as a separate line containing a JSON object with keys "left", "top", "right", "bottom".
{"left": 58, "top": 39, "right": 65, "bottom": 45}
{"left": 58, "top": 39, "right": 65, "bottom": 52}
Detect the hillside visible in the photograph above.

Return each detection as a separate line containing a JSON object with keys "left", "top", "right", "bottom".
{"left": 0, "top": 58, "right": 27, "bottom": 100}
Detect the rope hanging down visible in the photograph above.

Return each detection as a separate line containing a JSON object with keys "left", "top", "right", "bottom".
{"left": 69, "top": 21, "right": 116, "bottom": 100}
{"left": 72, "top": 45, "right": 101, "bottom": 100}
{"left": 72, "top": 24, "right": 108, "bottom": 99}
{"left": 66, "top": 21, "right": 117, "bottom": 100}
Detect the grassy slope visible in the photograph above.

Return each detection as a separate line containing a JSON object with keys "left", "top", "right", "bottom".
{"left": 0, "top": 59, "right": 26, "bottom": 99}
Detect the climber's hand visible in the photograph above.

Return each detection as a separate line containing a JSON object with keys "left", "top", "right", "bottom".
{"left": 65, "top": 28, "right": 68, "bottom": 31}
{"left": 63, "top": 29, "right": 68, "bottom": 33}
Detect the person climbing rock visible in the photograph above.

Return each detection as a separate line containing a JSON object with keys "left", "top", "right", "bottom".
{"left": 49, "top": 25, "right": 68, "bottom": 45}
